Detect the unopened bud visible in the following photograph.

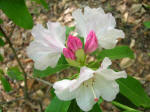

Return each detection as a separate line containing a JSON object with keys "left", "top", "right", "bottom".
{"left": 63, "top": 48, "right": 75, "bottom": 60}
{"left": 67, "top": 35, "right": 82, "bottom": 52}
{"left": 84, "top": 30, "right": 98, "bottom": 53}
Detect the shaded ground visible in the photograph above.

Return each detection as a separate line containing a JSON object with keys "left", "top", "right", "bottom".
{"left": 0, "top": 0, "right": 150, "bottom": 112}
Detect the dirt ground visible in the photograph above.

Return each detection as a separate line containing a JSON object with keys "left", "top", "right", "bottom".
{"left": 0, "top": 0, "right": 150, "bottom": 112}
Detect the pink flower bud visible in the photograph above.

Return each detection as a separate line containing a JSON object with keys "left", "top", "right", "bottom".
{"left": 84, "top": 30, "right": 98, "bottom": 53}
{"left": 63, "top": 48, "right": 76, "bottom": 60}
{"left": 67, "top": 35, "right": 82, "bottom": 52}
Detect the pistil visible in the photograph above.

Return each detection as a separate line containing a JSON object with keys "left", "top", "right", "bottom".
{"left": 91, "top": 86, "right": 99, "bottom": 102}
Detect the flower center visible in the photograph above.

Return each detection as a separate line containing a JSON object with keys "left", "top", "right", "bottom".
{"left": 82, "top": 77, "right": 99, "bottom": 102}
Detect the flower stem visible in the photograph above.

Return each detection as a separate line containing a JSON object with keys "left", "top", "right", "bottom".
{"left": 112, "top": 101, "right": 141, "bottom": 112}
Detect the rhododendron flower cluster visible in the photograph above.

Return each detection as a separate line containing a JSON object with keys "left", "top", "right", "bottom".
{"left": 53, "top": 57, "right": 127, "bottom": 111}
{"left": 27, "top": 6, "right": 127, "bottom": 111}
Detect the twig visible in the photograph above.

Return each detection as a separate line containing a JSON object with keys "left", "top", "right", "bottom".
{"left": 0, "top": 96, "right": 25, "bottom": 105}
{"left": 0, "top": 26, "right": 29, "bottom": 99}
{"left": 28, "top": 75, "right": 53, "bottom": 86}
{"left": 38, "top": 100, "right": 44, "bottom": 112}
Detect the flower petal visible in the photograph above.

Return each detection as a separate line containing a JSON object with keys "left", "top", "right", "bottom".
{"left": 27, "top": 41, "right": 61, "bottom": 70}
{"left": 94, "top": 75, "right": 119, "bottom": 101}
{"left": 98, "top": 29, "right": 125, "bottom": 49}
{"left": 27, "top": 22, "right": 66, "bottom": 70}
{"left": 100, "top": 57, "right": 112, "bottom": 69}
{"left": 72, "top": 8, "right": 87, "bottom": 39}
{"left": 53, "top": 79, "right": 76, "bottom": 101}
{"left": 70, "top": 67, "right": 94, "bottom": 91}
{"left": 97, "top": 69, "right": 127, "bottom": 80}
{"left": 47, "top": 22, "right": 66, "bottom": 44}
{"left": 72, "top": 7, "right": 116, "bottom": 41}
{"left": 76, "top": 85, "right": 96, "bottom": 111}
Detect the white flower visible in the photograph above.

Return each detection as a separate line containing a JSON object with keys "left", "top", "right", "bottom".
{"left": 53, "top": 57, "right": 127, "bottom": 111}
{"left": 72, "top": 6, "right": 125, "bottom": 49}
{"left": 27, "top": 22, "right": 66, "bottom": 70}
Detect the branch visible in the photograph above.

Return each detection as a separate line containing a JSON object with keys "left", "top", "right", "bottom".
{"left": 0, "top": 26, "right": 29, "bottom": 99}
{"left": 28, "top": 75, "right": 53, "bottom": 86}
{"left": 0, "top": 96, "right": 24, "bottom": 105}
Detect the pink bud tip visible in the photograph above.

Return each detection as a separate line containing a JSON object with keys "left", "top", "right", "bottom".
{"left": 67, "top": 35, "right": 82, "bottom": 52}
{"left": 63, "top": 48, "right": 76, "bottom": 60}
{"left": 94, "top": 98, "right": 99, "bottom": 102}
{"left": 84, "top": 30, "right": 98, "bottom": 54}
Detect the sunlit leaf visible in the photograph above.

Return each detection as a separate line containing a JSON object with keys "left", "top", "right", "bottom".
{"left": 0, "top": 0, "right": 33, "bottom": 29}
{"left": 34, "top": 64, "right": 69, "bottom": 77}
{"left": 0, "top": 75, "right": 12, "bottom": 92}
{"left": 88, "top": 46, "right": 134, "bottom": 68}
{"left": 7, "top": 67, "right": 24, "bottom": 81}
{"left": 97, "top": 46, "right": 134, "bottom": 60}
{"left": 45, "top": 96, "right": 70, "bottom": 112}
{"left": 66, "top": 26, "right": 75, "bottom": 39}
{"left": 143, "top": 21, "right": 150, "bottom": 29}
{"left": 117, "top": 76, "right": 150, "bottom": 108}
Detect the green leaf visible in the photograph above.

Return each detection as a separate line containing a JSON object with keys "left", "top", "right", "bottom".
{"left": 112, "top": 101, "right": 141, "bottom": 112}
{"left": 0, "top": 76, "right": 12, "bottom": 92}
{"left": 0, "top": 109, "right": 2, "bottom": 112}
{"left": 0, "top": 31, "right": 4, "bottom": 37}
{"left": 143, "top": 3, "right": 150, "bottom": 9}
{"left": 89, "top": 103, "right": 102, "bottom": 112}
{"left": 123, "top": 110, "right": 142, "bottom": 112}
{"left": 45, "top": 96, "right": 71, "bottom": 112}
{"left": 68, "top": 100, "right": 102, "bottom": 112}
{"left": 57, "top": 54, "right": 68, "bottom": 65}
{"left": 0, "top": 19, "right": 3, "bottom": 24}
{"left": 31, "top": 0, "right": 49, "bottom": 9}
{"left": 7, "top": 67, "right": 24, "bottom": 81}
{"left": 143, "top": 21, "right": 150, "bottom": 29}
{"left": 0, "top": 38, "right": 5, "bottom": 46}
{"left": 117, "top": 76, "right": 150, "bottom": 108}
{"left": 97, "top": 46, "right": 134, "bottom": 60}
{"left": 34, "top": 64, "right": 69, "bottom": 77}
{"left": 0, "top": 0, "right": 33, "bottom": 29}
{"left": 66, "top": 26, "right": 75, "bottom": 38}
{"left": 89, "top": 46, "right": 134, "bottom": 69}
{"left": 0, "top": 54, "right": 3, "bottom": 62}
{"left": 67, "top": 100, "right": 82, "bottom": 112}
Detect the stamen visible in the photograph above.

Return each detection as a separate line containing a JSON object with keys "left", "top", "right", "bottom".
{"left": 91, "top": 86, "right": 98, "bottom": 102}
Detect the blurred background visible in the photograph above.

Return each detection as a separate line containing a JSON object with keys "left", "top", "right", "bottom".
{"left": 0, "top": 0, "right": 150, "bottom": 111}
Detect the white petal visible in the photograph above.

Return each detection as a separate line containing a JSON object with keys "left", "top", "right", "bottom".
{"left": 27, "top": 41, "right": 61, "bottom": 70}
{"left": 70, "top": 67, "right": 94, "bottom": 91}
{"left": 76, "top": 85, "right": 96, "bottom": 111}
{"left": 27, "top": 22, "right": 66, "bottom": 70}
{"left": 72, "top": 7, "right": 116, "bottom": 42}
{"left": 98, "top": 29, "right": 125, "bottom": 49}
{"left": 53, "top": 79, "right": 76, "bottom": 101}
{"left": 72, "top": 8, "right": 87, "bottom": 39}
{"left": 84, "top": 6, "right": 104, "bottom": 16}
{"left": 100, "top": 57, "right": 112, "bottom": 69}
{"left": 47, "top": 22, "right": 66, "bottom": 44}
{"left": 97, "top": 69, "right": 127, "bottom": 80}
{"left": 94, "top": 75, "right": 119, "bottom": 101}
